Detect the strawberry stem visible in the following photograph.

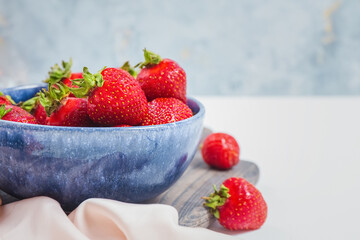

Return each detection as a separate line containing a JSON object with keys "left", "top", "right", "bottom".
{"left": 39, "top": 82, "right": 70, "bottom": 117}
{"left": 121, "top": 61, "right": 138, "bottom": 77}
{"left": 0, "top": 104, "right": 12, "bottom": 119}
{"left": 70, "top": 66, "right": 105, "bottom": 98}
{"left": 137, "top": 49, "right": 162, "bottom": 69}
{"left": 19, "top": 95, "right": 40, "bottom": 113}
{"left": 203, "top": 184, "right": 231, "bottom": 219}
{"left": 44, "top": 59, "right": 72, "bottom": 84}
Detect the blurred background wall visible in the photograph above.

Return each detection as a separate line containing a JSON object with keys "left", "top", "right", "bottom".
{"left": 0, "top": 0, "right": 359, "bottom": 96}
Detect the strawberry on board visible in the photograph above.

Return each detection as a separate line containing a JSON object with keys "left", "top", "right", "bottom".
{"left": 0, "top": 104, "right": 38, "bottom": 124}
{"left": 201, "top": 133, "right": 240, "bottom": 170}
{"left": 70, "top": 67, "right": 148, "bottom": 126}
{"left": 0, "top": 91, "right": 15, "bottom": 105}
{"left": 141, "top": 98, "right": 193, "bottom": 126}
{"left": 136, "top": 49, "right": 187, "bottom": 103}
{"left": 203, "top": 177, "right": 267, "bottom": 231}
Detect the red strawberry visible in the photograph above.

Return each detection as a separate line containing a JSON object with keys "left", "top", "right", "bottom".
{"left": 141, "top": 98, "right": 193, "bottom": 126}
{"left": 201, "top": 133, "right": 240, "bottom": 170}
{"left": 204, "top": 177, "right": 267, "bottom": 230}
{"left": 114, "top": 124, "right": 132, "bottom": 127}
{"left": 136, "top": 49, "right": 187, "bottom": 103}
{"left": 0, "top": 104, "right": 38, "bottom": 124}
{"left": 71, "top": 67, "right": 148, "bottom": 126}
{"left": 45, "top": 97, "right": 93, "bottom": 127}
{"left": 0, "top": 91, "right": 15, "bottom": 105}
{"left": 32, "top": 103, "right": 47, "bottom": 125}
{"left": 38, "top": 60, "right": 94, "bottom": 127}
{"left": 20, "top": 95, "right": 48, "bottom": 125}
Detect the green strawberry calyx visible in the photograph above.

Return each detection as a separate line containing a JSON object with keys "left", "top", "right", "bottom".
{"left": 70, "top": 66, "right": 105, "bottom": 98}
{"left": 44, "top": 59, "right": 72, "bottom": 84}
{"left": 136, "top": 48, "right": 162, "bottom": 69}
{"left": 0, "top": 91, "right": 16, "bottom": 105}
{"left": 203, "top": 184, "right": 231, "bottom": 219}
{"left": 121, "top": 61, "right": 138, "bottom": 78}
{"left": 39, "top": 82, "right": 70, "bottom": 117}
{"left": 19, "top": 94, "right": 41, "bottom": 113}
{"left": 0, "top": 104, "right": 12, "bottom": 119}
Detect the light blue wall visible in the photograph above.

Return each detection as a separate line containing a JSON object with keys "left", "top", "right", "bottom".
{"left": 0, "top": 0, "right": 359, "bottom": 95}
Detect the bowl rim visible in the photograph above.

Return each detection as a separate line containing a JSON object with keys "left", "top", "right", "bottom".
{"left": 0, "top": 85, "right": 205, "bottom": 132}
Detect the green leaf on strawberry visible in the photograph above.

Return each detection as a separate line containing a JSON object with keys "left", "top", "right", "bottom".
{"left": 203, "top": 184, "right": 230, "bottom": 219}
{"left": 19, "top": 95, "right": 40, "bottom": 113}
{"left": 70, "top": 67, "right": 105, "bottom": 98}
{"left": 44, "top": 59, "right": 72, "bottom": 84}
{"left": 0, "top": 104, "right": 12, "bottom": 119}
{"left": 39, "top": 82, "right": 70, "bottom": 117}
{"left": 121, "top": 61, "right": 138, "bottom": 78}
{"left": 136, "top": 49, "right": 162, "bottom": 69}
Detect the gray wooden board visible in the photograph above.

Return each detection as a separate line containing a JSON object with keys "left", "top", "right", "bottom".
{"left": 148, "top": 128, "right": 260, "bottom": 228}
{"left": 0, "top": 128, "right": 260, "bottom": 228}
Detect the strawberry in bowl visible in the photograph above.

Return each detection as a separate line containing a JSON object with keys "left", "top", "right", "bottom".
{"left": 0, "top": 55, "right": 205, "bottom": 211}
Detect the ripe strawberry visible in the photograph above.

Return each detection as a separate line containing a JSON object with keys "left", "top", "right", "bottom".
{"left": 45, "top": 97, "right": 93, "bottom": 127}
{"left": 71, "top": 67, "right": 148, "bottom": 126}
{"left": 37, "top": 60, "right": 94, "bottom": 127}
{"left": 0, "top": 104, "right": 38, "bottom": 124}
{"left": 141, "top": 98, "right": 193, "bottom": 126}
{"left": 20, "top": 95, "right": 47, "bottom": 125}
{"left": 204, "top": 177, "right": 267, "bottom": 230}
{"left": 201, "top": 133, "right": 240, "bottom": 170}
{"left": 0, "top": 91, "right": 15, "bottom": 105}
{"left": 136, "top": 49, "right": 187, "bottom": 103}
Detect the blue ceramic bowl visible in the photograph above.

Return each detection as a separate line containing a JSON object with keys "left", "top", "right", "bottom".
{"left": 0, "top": 85, "right": 205, "bottom": 210}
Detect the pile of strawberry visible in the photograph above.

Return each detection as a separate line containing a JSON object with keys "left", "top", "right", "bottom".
{"left": 0, "top": 49, "right": 193, "bottom": 127}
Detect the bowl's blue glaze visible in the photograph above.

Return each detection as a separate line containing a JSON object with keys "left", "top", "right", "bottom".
{"left": 0, "top": 85, "right": 205, "bottom": 210}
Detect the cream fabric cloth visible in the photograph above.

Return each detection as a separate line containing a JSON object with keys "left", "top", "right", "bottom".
{"left": 0, "top": 196, "right": 237, "bottom": 240}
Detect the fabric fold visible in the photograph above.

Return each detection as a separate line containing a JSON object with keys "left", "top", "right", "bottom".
{"left": 0, "top": 196, "right": 237, "bottom": 240}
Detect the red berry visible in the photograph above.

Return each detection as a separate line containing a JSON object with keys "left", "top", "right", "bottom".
{"left": 0, "top": 92, "right": 15, "bottom": 105}
{"left": 87, "top": 68, "right": 148, "bottom": 126}
{"left": 0, "top": 104, "right": 38, "bottom": 124}
{"left": 19, "top": 95, "right": 47, "bottom": 125}
{"left": 46, "top": 97, "right": 93, "bottom": 127}
{"left": 141, "top": 98, "right": 193, "bottom": 126}
{"left": 32, "top": 103, "right": 47, "bottom": 125}
{"left": 71, "top": 67, "right": 149, "bottom": 126}
{"left": 204, "top": 177, "right": 267, "bottom": 230}
{"left": 136, "top": 49, "right": 187, "bottom": 103}
{"left": 201, "top": 133, "right": 240, "bottom": 170}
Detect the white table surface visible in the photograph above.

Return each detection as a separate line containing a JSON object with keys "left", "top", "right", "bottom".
{"left": 196, "top": 96, "right": 360, "bottom": 240}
